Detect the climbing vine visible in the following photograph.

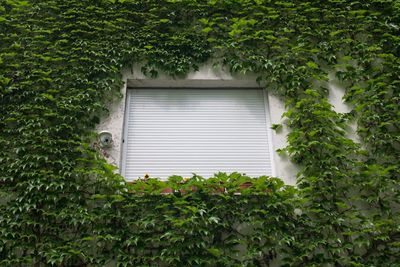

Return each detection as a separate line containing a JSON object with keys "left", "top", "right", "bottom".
{"left": 0, "top": 0, "right": 399, "bottom": 266}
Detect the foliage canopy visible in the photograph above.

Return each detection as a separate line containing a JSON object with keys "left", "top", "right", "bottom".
{"left": 0, "top": 0, "right": 399, "bottom": 266}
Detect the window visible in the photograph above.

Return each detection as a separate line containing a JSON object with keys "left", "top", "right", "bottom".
{"left": 121, "top": 88, "right": 275, "bottom": 180}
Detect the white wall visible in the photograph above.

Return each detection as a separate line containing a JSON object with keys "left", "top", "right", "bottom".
{"left": 328, "top": 72, "right": 360, "bottom": 143}
{"left": 96, "top": 64, "right": 357, "bottom": 185}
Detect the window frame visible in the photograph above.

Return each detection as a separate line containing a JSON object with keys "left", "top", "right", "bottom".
{"left": 120, "top": 83, "right": 276, "bottom": 180}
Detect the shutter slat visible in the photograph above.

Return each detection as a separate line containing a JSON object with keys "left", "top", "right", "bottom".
{"left": 122, "top": 88, "right": 273, "bottom": 180}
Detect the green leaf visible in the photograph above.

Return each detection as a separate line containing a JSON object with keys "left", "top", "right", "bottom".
{"left": 306, "top": 61, "right": 318, "bottom": 69}
{"left": 271, "top": 123, "right": 282, "bottom": 131}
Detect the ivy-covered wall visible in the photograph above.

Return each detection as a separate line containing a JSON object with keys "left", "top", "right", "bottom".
{"left": 0, "top": 0, "right": 399, "bottom": 266}
{"left": 99, "top": 65, "right": 300, "bottom": 184}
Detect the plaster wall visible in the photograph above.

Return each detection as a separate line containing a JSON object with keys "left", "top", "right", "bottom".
{"left": 328, "top": 72, "right": 360, "bottom": 143}
{"left": 96, "top": 64, "right": 356, "bottom": 185}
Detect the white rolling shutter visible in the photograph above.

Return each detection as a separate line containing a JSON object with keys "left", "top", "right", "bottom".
{"left": 122, "top": 88, "right": 274, "bottom": 180}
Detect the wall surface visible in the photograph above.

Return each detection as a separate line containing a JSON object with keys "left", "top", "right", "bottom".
{"left": 97, "top": 64, "right": 356, "bottom": 185}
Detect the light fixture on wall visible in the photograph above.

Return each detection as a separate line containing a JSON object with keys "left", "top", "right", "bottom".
{"left": 98, "top": 131, "right": 113, "bottom": 148}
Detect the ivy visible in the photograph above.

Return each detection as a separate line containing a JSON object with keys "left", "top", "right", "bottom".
{"left": 0, "top": 0, "right": 399, "bottom": 266}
